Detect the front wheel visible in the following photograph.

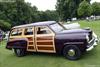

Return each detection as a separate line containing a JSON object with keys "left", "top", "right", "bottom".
{"left": 14, "top": 48, "right": 26, "bottom": 57}
{"left": 63, "top": 45, "right": 81, "bottom": 60}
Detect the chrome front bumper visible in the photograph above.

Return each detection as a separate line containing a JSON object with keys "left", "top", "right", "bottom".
{"left": 86, "top": 38, "right": 98, "bottom": 51}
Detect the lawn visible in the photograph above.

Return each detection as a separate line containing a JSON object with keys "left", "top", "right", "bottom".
{"left": 0, "top": 20, "right": 100, "bottom": 67}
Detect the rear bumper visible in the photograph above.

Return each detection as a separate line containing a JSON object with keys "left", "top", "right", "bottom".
{"left": 86, "top": 38, "right": 98, "bottom": 51}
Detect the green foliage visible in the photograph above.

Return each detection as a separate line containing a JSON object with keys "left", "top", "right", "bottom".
{"left": 77, "top": 0, "right": 93, "bottom": 18}
{"left": 38, "top": 10, "right": 58, "bottom": 21}
{"left": 56, "top": 0, "right": 90, "bottom": 21}
{"left": 92, "top": 2, "right": 100, "bottom": 16}
{"left": 56, "top": 0, "right": 91, "bottom": 21}
{"left": 56, "top": 0, "right": 77, "bottom": 21}
{"left": 0, "top": 20, "right": 11, "bottom": 31}
{"left": 0, "top": 0, "right": 58, "bottom": 30}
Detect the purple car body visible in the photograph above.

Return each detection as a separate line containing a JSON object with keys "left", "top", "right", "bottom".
{"left": 0, "top": 31, "right": 3, "bottom": 41}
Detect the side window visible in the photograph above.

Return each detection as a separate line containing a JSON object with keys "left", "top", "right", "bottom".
{"left": 24, "top": 27, "right": 33, "bottom": 35}
{"left": 11, "top": 28, "right": 22, "bottom": 36}
{"left": 37, "top": 26, "right": 51, "bottom": 34}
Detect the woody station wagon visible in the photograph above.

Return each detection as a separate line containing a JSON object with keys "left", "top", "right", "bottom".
{"left": 6, "top": 21, "right": 97, "bottom": 60}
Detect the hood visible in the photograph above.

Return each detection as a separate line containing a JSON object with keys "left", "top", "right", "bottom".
{"left": 63, "top": 23, "right": 80, "bottom": 29}
{"left": 59, "top": 29, "right": 91, "bottom": 34}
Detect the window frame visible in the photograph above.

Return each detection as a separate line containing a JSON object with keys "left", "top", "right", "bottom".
{"left": 23, "top": 27, "right": 34, "bottom": 36}
{"left": 35, "top": 26, "right": 55, "bottom": 36}
{"left": 10, "top": 28, "right": 23, "bottom": 37}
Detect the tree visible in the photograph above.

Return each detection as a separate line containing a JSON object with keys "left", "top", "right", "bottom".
{"left": 0, "top": 20, "right": 11, "bottom": 31}
{"left": 43, "top": 10, "right": 58, "bottom": 21}
{"left": 32, "top": 10, "right": 58, "bottom": 22}
{"left": 0, "top": 0, "right": 38, "bottom": 26}
{"left": 92, "top": 2, "right": 100, "bottom": 16}
{"left": 77, "top": 0, "right": 92, "bottom": 18}
{"left": 0, "top": 2, "right": 17, "bottom": 23}
{"left": 0, "top": 0, "right": 58, "bottom": 31}
{"left": 56, "top": 0, "right": 76, "bottom": 21}
{"left": 15, "top": 0, "right": 33, "bottom": 25}
{"left": 56, "top": 0, "right": 91, "bottom": 21}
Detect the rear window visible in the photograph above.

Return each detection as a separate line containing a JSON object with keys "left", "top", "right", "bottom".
{"left": 11, "top": 28, "right": 22, "bottom": 36}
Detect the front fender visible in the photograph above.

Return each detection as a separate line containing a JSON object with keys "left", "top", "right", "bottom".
{"left": 64, "top": 42, "right": 84, "bottom": 45}
{"left": 63, "top": 41, "right": 87, "bottom": 52}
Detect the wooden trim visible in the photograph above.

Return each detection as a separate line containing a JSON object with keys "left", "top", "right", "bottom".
{"left": 37, "top": 45, "right": 54, "bottom": 47}
{"left": 9, "top": 25, "right": 56, "bottom": 53}
{"left": 37, "top": 40, "right": 53, "bottom": 42}
{"left": 35, "top": 26, "right": 56, "bottom": 53}
{"left": 37, "top": 41, "right": 53, "bottom": 45}
{"left": 10, "top": 36, "right": 23, "bottom": 38}
{"left": 36, "top": 34, "right": 55, "bottom": 37}
{"left": 36, "top": 50, "right": 55, "bottom": 53}
{"left": 52, "top": 35, "right": 56, "bottom": 53}
{"left": 24, "top": 27, "right": 36, "bottom": 51}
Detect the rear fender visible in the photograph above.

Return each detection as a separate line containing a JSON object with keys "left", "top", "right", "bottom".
{"left": 6, "top": 38, "right": 28, "bottom": 49}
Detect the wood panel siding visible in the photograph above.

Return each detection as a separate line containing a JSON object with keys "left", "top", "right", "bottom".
{"left": 28, "top": 42, "right": 34, "bottom": 45}
{"left": 27, "top": 37, "right": 33, "bottom": 41}
{"left": 35, "top": 26, "right": 56, "bottom": 53}
{"left": 37, "top": 36, "right": 52, "bottom": 40}
{"left": 37, "top": 41, "right": 53, "bottom": 45}
{"left": 37, "top": 46, "right": 54, "bottom": 50}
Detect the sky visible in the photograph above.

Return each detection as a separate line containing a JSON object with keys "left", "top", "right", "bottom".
{"left": 25, "top": 0, "right": 100, "bottom": 11}
{"left": 25, "top": 0, "right": 57, "bottom": 11}
{"left": 91, "top": 0, "right": 100, "bottom": 3}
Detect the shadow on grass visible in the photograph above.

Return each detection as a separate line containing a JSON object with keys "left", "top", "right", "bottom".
{"left": 27, "top": 52, "right": 64, "bottom": 59}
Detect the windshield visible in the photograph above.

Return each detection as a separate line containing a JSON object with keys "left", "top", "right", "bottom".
{"left": 50, "top": 23, "right": 65, "bottom": 33}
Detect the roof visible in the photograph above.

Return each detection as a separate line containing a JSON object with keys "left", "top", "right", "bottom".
{"left": 13, "top": 21, "right": 56, "bottom": 29}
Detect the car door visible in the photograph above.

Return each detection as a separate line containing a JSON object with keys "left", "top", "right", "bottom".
{"left": 35, "top": 26, "right": 56, "bottom": 53}
{"left": 23, "top": 27, "right": 36, "bottom": 51}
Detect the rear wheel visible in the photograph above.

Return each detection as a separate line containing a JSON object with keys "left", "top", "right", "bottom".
{"left": 63, "top": 45, "right": 81, "bottom": 60}
{"left": 14, "top": 48, "right": 26, "bottom": 57}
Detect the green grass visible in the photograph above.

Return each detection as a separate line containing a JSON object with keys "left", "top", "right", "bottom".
{"left": 0, "top": 20, "right": 100, "bottom": 67}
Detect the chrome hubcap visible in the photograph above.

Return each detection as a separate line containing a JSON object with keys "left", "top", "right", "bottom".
{"left": 68, "top": 49, "right": 75, "bottom": 56}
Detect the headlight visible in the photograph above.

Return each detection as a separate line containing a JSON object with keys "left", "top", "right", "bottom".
{"left": 86, "top": 35, "right": 89, "bottom": 42}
